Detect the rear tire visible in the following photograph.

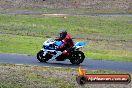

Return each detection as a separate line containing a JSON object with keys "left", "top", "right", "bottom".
{"left": 37, "top": 50, "right": 50, "bottom": 62}
{"left": 70, "top": 51, "right": 85, "bottom": 65}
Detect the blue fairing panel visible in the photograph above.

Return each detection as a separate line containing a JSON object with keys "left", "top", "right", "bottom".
{"left": 54, "top": 41, "right": 63, "bottom": 46}
{"left": 75, "top": 42, "right": 87, "bottom": 47}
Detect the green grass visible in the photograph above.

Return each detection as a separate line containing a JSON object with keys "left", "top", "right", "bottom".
{"left": 0, "top": 14, "right": 132, "bottom": 62}
{"left": 85, "top": 51, "right": 132, "bottom": 62}
{"left": 16, "top": 8, "right": 132, "bottom": 14}
{"left": 0, "top": 34, "right": 44, "bottom": 55}
{"left": 0, "top": 14, "right": 132, "bottom": 39}
{"left": 25, "top": 73, "right": 74, "bottom": 88}
{"left": 0, "top": 63, "right": 75, "bottom": 88}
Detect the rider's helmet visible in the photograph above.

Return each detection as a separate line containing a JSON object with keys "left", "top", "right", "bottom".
{"left": 59, "top": 30, "right": 67, "bottom": 39}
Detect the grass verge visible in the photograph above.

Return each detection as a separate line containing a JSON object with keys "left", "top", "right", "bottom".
{"left": 0, "top": 63, "right": 131, "bottom": 88}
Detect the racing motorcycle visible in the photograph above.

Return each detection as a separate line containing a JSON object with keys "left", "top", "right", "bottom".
{"left": 37, "top": 38, "right": 86, "bottom": 65}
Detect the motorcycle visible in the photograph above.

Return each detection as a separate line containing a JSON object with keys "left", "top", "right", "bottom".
{"left": 37, "top": 38, "right": 86, "bottom": 65}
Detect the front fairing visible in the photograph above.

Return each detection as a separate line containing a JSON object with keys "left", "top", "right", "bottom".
{"left": 74, "top": 42, "right": 87, "bottom": 50}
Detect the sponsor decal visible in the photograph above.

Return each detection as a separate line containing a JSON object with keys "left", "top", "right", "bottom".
{"left": 76, "top": 66, "right": 131, "bottom": 85}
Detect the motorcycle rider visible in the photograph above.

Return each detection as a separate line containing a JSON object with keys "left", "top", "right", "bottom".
{"left": 51, "top": 30, "right": 74, "bottom": 60}
{"left": 57, "top": 30, "right": 74, "bottom": 51}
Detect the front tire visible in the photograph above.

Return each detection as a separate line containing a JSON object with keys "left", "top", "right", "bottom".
{"left": 70, "top": 51, "right": 85, "bottom": 65}
{"left": 37, "top": 50, "right": 49, "bottom": 62}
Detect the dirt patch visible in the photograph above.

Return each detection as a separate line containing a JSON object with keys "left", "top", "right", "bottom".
{"left": 0, "top": 0, "right": 131, "bottom": 14}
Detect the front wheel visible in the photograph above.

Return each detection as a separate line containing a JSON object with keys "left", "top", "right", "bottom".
{"left": 70, "top": 51, "right": 85, "bottom": 65}
{"left": 37, "top": 50, "right": 50, "bottom": 62}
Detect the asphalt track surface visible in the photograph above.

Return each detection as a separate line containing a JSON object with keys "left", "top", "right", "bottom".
{"left": 0, "top": 54, "right": 132, "bottom": 72}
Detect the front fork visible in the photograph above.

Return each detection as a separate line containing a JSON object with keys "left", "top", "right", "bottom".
{"left": 41, "top": 48, "right": 47, "bottom": 56}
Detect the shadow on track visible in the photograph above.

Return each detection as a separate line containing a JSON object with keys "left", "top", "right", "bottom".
{"left": 38, "top": 61, "right": 86, "bottom": 68}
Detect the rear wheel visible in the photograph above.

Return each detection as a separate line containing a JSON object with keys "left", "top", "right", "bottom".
{"left": 70, "top": 51, "right": 85, "bottom": 65}
{"left": 37, "top": 50, "right": 50, "bottom": 62}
